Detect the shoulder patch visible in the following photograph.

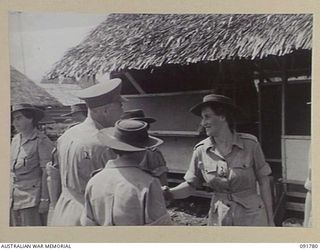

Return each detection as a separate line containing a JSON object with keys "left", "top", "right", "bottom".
{"left": 238, "top": 133, "right": 258, "bottom": 142}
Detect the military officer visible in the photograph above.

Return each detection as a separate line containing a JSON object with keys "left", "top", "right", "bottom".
{"left": 49, "top": 78, "right": 126, "bottom": 226}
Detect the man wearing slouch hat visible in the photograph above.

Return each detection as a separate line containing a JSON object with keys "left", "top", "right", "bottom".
{"left": 49, "top": 78, "right": 125, "bottom": 226}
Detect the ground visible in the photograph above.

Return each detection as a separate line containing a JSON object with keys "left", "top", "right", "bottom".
{"left": 167, "top": 197, "right": 210, "bottom": 226}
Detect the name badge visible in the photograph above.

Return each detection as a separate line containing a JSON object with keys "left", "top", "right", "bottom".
{"left": 217, "top": 160, "right": 228, "bottom": 177}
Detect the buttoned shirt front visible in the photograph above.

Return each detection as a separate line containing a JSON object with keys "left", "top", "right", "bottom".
{"left": 10, "top": 128, "right": 54, "bottom": 210}
{"left": 81, "top": 161, "right": 172, "bottom": 226}
{"left": 184, "top": 132, "right": 271, "bottom": 209}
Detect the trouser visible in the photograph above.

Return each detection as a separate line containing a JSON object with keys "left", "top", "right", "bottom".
{"left": 10, "top": 206, "right": 47, "bottom": 226}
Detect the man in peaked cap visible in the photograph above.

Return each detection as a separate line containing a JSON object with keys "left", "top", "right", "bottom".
{"left": 49, "top": 78, "right": 125, "bottom": 226}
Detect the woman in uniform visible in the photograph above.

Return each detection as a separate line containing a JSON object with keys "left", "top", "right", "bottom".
{"left": 163, "top": 94, "right": 274, "bottom": 226}
{"left": 10, "top": 103, "right": 54, "bottom": 226}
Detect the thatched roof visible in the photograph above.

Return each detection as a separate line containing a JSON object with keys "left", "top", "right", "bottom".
{"left": 47, "top": 14, "right": 312, "bottom": 79}
{"left": 39, "top": 82, "right": 83, "bottom": 106}
{"left": 11, "top": 66, "right": 62, "bottom": 106}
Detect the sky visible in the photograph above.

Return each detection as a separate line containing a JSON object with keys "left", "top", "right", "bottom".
{"left": 9, "top": 12, "right": 107, "bottom": 83}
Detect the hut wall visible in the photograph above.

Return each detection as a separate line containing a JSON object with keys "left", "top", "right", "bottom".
{"left": 123, "top": 92, "right": 206, "bottom": 132}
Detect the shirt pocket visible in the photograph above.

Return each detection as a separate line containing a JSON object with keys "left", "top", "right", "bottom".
{"left": 229, "top": 159, "right": 255, "bottom": 189}
{"left": 23, "top": 152, "right": 39, "bottom": 170}
{"left": 200, "top": 158, "right": 218, "bottom": 184}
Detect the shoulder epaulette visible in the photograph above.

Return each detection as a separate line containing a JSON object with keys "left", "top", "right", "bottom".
{"left": 90, "top": 168, "right": 103, "bottom": 177}
{"left": 238, "top": 133, "right": 258, "bottom": 142}
{"left": 193, "top": 138, "right": 207, "bottom": 150}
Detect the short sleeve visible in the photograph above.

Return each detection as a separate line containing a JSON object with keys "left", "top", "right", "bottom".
{"left": 145, "top": 178, "right": 172, "bottom": 225}
{"left": 140, "top": 149, "right": 168, "bottom": 177}
{"left": 184, "top": 148, "right": 203, "bottom": 188}
{"left": 253, "top": 142, "right": 272, "bottom": 180}
{"left": 38, "top": 135, "right": 54, "bottom": 168}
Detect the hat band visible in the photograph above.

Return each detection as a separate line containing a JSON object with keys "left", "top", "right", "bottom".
{"left": 113, "top": 128, "right": 149, "bottom": 145}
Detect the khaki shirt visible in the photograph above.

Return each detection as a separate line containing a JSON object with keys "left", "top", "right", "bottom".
{"left": 10, "top": 129, "right": 54, "bottom": 210}
{"left": 184, "top": 133, "right": 271, "bottom": 209}
{"left": 81, "top": 161, "right": 172, "bottom": 226}
{"left": 51, "top": 118, "right": 115, "bottom": 226}
{"left": 140, "top": 148, "right": 168, "bottom": 177}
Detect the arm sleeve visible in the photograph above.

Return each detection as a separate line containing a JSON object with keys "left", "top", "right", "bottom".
{"left": 184, "top": 148, "right": 203, "bottom": 188}
{"left": 253, "top": 142, "right": 272, "bottom": 181}
{"left": 78, "top": 145, "right": 114, "bottom": 192}
{"left": 38, "top": 136, "right": 54, "bottom": 168}
{"left": 81, "top": 186, "right": 98, "bottom": 226}
{"left": 141, "top": 149, "right": 168, "bottom": 177}
{"left": 145, "top": 178, "right": 172, "bottom": 225}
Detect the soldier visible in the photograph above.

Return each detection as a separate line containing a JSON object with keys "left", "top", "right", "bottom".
{"left": 120, "top": 109, "right": 168, "bottom": 185}
{"left": 81, "top": 119, "right": 172, "bottom": 225}
{"left": 10, "top": 104, "right": 54, "bottom": 226}
{"left": 49, "top": 78, "right": 125, "bottom": 226}
{"left": 163, "top": 94, "right": 274, "bottom": 226}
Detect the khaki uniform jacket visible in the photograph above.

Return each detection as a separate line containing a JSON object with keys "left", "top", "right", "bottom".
{"left": 184, "top": 133, "right": 271, "bottom": 226}
{"left": 81, "top": 161, "right": 172, "bottom": 226}
{"left": 10, "top": 129, "right": 54, "bottom": 210}
{"left": 51, "top": 118, "right": 115, "bottom": 226}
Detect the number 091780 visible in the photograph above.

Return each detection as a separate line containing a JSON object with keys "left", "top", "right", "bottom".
{"left": 300, "top": 244, "right": 318, "bottom": 248}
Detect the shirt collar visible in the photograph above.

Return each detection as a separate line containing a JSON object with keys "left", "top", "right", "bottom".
{"left": 20, "top": 128, "right": 38, "bottom": 145}
{"left": 83, "top": 117, "right": 104, "bottom": 130}
{"left": 203, "top": 132, "right": 244, "bottom": 151}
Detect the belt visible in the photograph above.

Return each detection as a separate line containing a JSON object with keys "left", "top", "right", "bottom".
{"left": 11, "top": 168, "right": 42, "bottom": 182}
{"left": 214, "top": 189, "right": 257, "bottom": 201}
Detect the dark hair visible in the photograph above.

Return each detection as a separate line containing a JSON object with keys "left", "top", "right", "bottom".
{"left": 206, "top": 103, "right": 235, "bottom": 131}
{"left": 19, "top": 110, "right": 38, "bottom": 127}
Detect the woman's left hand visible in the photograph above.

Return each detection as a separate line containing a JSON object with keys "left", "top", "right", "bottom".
{"left": 38, "top": 199, "right": 50, "bottom": 214}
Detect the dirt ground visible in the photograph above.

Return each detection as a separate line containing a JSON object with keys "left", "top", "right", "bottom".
{"left": 167, "top": 197, "right": 210, "bottom": 226}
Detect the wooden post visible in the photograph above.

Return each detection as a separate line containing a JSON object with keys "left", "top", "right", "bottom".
{"left": 280, "top": 57, "right": 288, "bottom": 182}
{"left": 281, "top": 59, "right": 287, "bottom": 137}
{"left": 125, "top": 72, "right": 146, "bottom": 94}
{"left": 257, "top": 75, "right": 263, "bottom": 142}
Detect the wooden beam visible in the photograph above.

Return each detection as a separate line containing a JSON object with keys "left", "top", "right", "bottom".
{"left": 286, "top": 202, "right": 305, "bottom": 212}
{"left": 281, "top": 57, "right": 288, "bottom": 181}
{"left": 124, "top": 72, "right": 146, "bottom": 94}
{"left": 123, "top": 89, "right": 212, "bottom": 98}
{"left": 149, "top": 130, "right": 199, "bottom": 137}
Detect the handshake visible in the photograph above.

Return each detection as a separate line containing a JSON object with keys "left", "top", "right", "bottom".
{"left": 161, "top": 186, "right": 174, "bottom": 201}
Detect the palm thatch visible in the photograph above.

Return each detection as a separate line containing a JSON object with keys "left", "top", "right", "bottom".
{"left": 47, "top": 14, "right": 312, "bottom": 79}
{"left": 39, "top": 82, "right": 83, "bottom": 106}
{"left": 11, "top": 66, "right": 62, "bottom": 106}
